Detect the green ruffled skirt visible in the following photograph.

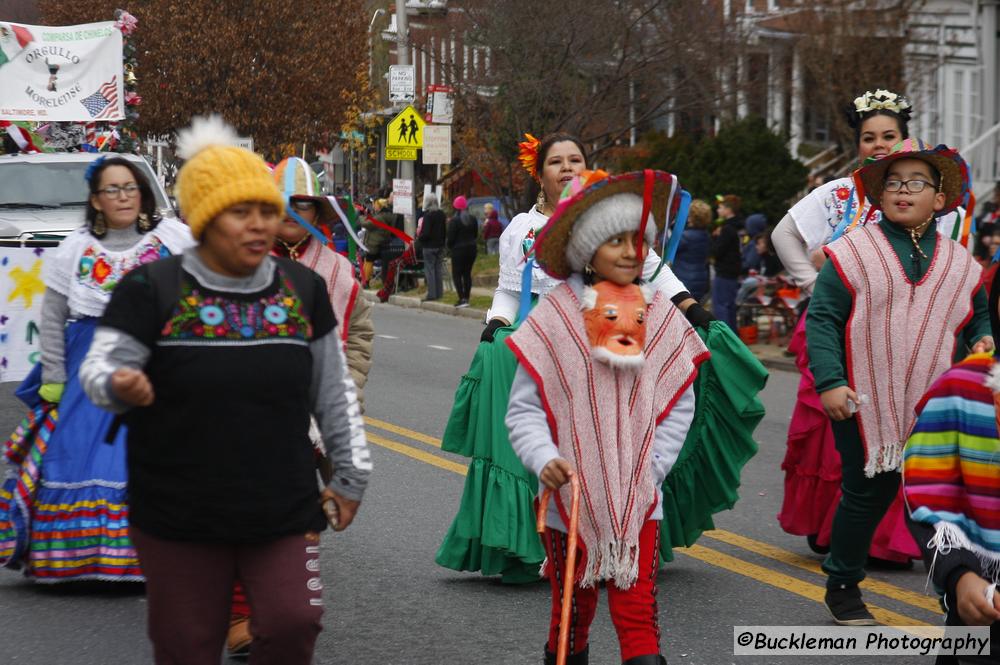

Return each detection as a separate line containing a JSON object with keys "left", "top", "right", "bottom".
{"left": 659, "top": 321, "right": 767, "bottom": 561}
{"left": 434, "top": 321, "right": 767, "bottom": 580}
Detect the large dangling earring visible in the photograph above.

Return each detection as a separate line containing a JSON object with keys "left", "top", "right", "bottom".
{"left": 536, "top": 188, "right": 546, "bottom": 212}
{"left": 93, "top": 211, "right": 107, "bottom": 237}
{"left": 137, "top": 212, "right": 151, "bottom": 233}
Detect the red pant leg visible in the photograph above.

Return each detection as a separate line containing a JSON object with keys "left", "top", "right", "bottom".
{"left": 130, "top": 527, "right": 236, "bottom": 665}
{"left": 606, "top": 521, "right": 662, "bottom": 661}
{"left": 544, "top": 527, "right": 598, "bottom": 657}
{"left": 237, "top": 532, "right": 324, "bottom": 665}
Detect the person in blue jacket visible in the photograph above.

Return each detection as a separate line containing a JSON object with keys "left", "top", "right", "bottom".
{"left": 671, "top": 198, "right": 712, "bottom": 302}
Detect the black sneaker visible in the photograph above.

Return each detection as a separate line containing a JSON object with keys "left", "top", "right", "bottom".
{"left": 825, "top": 584, "right": 878, "bottom": 626}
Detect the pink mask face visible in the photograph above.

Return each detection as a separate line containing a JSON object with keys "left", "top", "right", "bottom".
{"left": 583, "top": 281, "right": 647, "bottom": 357}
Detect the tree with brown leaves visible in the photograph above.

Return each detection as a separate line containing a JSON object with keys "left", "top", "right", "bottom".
{"left": 40, "top": 0, "right": 371, "bottom": 158}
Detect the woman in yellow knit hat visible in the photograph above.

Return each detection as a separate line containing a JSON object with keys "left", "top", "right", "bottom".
{"left": 79, "top": 115, "right": 372, "bottom": 665}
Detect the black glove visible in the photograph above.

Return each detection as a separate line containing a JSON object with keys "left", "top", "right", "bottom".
{"left": 684, "top": 303, "right": 716, "bottom": 330}
{"left": 480, "top": 318, "right": 507, "bottom": 343}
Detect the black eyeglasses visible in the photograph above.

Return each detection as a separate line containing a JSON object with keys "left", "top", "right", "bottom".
{"left": 98, "top": 183, "right": 140, "bottom": 198}
{"left": 884, "top": 179, "right": 936, "bottom": 194}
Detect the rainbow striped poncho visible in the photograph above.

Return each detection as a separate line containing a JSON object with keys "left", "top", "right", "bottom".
{"left": 903, "top": 353, "right": 1000, "bottom": 581}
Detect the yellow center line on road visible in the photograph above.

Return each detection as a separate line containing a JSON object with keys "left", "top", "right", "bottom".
{"left": 365, "top": 416, "right": 442, "bottom": 448}
{"left": 703, "top": 530, "right": 941, "bottom": 614}
{"left": 366, "top": 423, "right": 935, "bottom": 625}
{"left": 679, "top": 545, "right": 931, "bottom": 627}
{"left": 367, "top": 433, "right": 466, "bottom": 475}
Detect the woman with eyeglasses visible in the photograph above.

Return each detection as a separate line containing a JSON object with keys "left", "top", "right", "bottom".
{"left": 0, "top": 155, "right": 193, "bottom": 583}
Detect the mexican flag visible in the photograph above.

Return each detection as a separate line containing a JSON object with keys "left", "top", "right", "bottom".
{"left": 0, "top": 23, "right": 34, "bottom": 68}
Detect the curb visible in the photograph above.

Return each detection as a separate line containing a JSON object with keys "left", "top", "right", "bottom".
{"left": 364, "top": 289, "right": 798, "bottom": 372}
{"left": 362, "top": 289, "right": 486, "bottom": 320}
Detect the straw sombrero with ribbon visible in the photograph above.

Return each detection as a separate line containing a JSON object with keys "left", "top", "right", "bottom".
{"left": 533, "top": 169, "right": 682, "bottom": 279}
{"left": 852, "top": 139, "right": 975, "bottom": 242}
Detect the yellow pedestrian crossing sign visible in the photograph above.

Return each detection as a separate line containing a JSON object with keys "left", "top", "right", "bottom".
{"left": 387, "top": 105, "right": 426, "bottom": 149}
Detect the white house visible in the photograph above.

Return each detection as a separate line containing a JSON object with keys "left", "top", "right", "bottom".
{"left": 733, "top": 0, "right": 998, "bottom": 202}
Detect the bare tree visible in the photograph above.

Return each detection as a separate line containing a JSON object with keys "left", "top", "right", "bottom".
{"left": 428, "top": 0, "right": 744, "bottom": 209}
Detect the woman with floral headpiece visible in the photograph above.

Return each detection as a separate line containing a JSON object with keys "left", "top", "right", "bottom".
{"left": 435, "top": 132, "right": 766, "bottom": 584}
{"left": 0, "top": 156, "right": 193, "bottom": 583}
{"left": 773, "top": 89, "right": 972, "bottom": 566}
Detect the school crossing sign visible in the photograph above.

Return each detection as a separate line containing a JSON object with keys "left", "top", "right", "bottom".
{"left": 385, "top": 105, "right": 425, "bottom": 161}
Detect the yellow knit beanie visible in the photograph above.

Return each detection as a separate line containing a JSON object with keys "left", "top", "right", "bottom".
{"left": 175, "top": 115, "right": 285, "bottom": 240}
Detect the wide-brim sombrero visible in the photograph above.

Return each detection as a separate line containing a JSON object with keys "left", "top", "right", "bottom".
{"left": 854, "top": 138, "right": 970, "bottom": 216}
{"left": 533, "top": 169, "right": 681, "bottom": 279}
{"left": 273, "top": 156, "right": 336, "bottom": 222}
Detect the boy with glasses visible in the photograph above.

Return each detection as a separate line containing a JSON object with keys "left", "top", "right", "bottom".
{"left": 807, "top": 139, "right": 994, "bottom": 625}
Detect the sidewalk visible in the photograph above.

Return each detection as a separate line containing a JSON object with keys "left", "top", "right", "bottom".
{"left": 362, "top": 288, "right": 798, "bottom": 373}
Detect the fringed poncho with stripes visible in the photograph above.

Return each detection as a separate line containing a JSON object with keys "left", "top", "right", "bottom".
{"left": 507, "top": 283, "right": 708, "bottom": 589}
{"left": 903, "top": 353, "right": 1000, "bottom": 582}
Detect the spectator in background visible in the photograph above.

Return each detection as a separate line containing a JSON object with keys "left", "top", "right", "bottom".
{"left": 737, "top": 232, "right": 786, "bottom": 304}
{"left": 361, "top": 197, "right": 394, "bottom": 284}
{"left": 976, "top": 181, "right": 1000, "bottom": 227}
{"left": 447, "top": 195, "right": 477, "bottom": 308}
{"left": 711, "top": 194, "right": 744, "bottom": 330}
{"left": 672, "top": 198, "right": 712, "bottom": 301}
{"left": 482, "top": 207, "right": 503, "bottom": 255}
{"left": 418, "top": 194, "right": 447, "bottom": 301}
{"left": 741, "top": 213, "right": 769, "bottom": 273}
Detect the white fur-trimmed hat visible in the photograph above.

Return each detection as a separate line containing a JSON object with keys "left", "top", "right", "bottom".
{"left": 565, "top": 193, "right": 658, "bottom": 273}
{"left": 534, "top": 170, "right": 681, "bottom": 279}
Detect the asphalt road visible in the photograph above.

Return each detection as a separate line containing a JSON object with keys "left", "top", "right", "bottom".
{"left": 0, "top": 303, "right": 951, "bottom": 665}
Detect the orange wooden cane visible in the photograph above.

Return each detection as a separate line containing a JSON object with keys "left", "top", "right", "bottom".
{"left": 537, "top": 474, "right": 581, "bottom": 665}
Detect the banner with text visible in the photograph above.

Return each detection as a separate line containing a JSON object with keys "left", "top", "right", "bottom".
{"left": 0, "top": 245, "right": 49, "bottom": 383}
{"left": 0, "top": 21, "right": 124, "bottom": 122}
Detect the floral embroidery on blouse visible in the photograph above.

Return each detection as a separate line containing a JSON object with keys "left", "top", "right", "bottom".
{"left": 160, "top": 271, "right": 312, "bottom": 342}
{"left": 521, "top": 226, "right": 539, "bottom": 258}
{"left": 821, "top": 184, "right": 880, "bottom": 234}
{"left": 76, "top": 236, "right": 171, "bottom": 293}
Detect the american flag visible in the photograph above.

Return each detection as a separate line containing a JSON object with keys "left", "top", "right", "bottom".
{"left": 80, "top": 76, "right": 120, "bottom": 120}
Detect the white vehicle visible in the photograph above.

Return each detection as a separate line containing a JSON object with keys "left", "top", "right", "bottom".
{"left": 0, "top": 152, "right": 174, "bottom": 242}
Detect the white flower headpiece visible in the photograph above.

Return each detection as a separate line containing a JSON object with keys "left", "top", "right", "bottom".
{"left": 853, "top": 89, "right": 911, "bottom": 115}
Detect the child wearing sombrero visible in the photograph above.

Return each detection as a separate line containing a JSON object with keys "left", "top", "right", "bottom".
{"left": 807, "top": 139, "right": 994, "bottom": 625}
{"left": 506, "top": 170, "right": 709, "bottom": 665}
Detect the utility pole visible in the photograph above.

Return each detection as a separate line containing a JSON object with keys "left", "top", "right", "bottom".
{"left": 395, "top": 0, "right": 416, "bottom": 237}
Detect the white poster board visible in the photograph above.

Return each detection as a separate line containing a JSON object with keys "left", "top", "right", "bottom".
{"left": 0, "top": 245, "right": 50, "bottom": 382}
{"left": 0, "top": 21, "right": 125, "bottom": 121}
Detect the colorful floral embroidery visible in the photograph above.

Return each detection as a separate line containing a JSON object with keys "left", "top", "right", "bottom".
{"left": 521, "top": 227, "right": 539, "bottom": 257}
{"left": 822, "top": 183, "right": 880, "bottom": 233}
{"left": 76, "top": 236, "right": 171, "bottom": 293}
{"left": 160, "top": 270, "right": 312, "bottom": 343}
